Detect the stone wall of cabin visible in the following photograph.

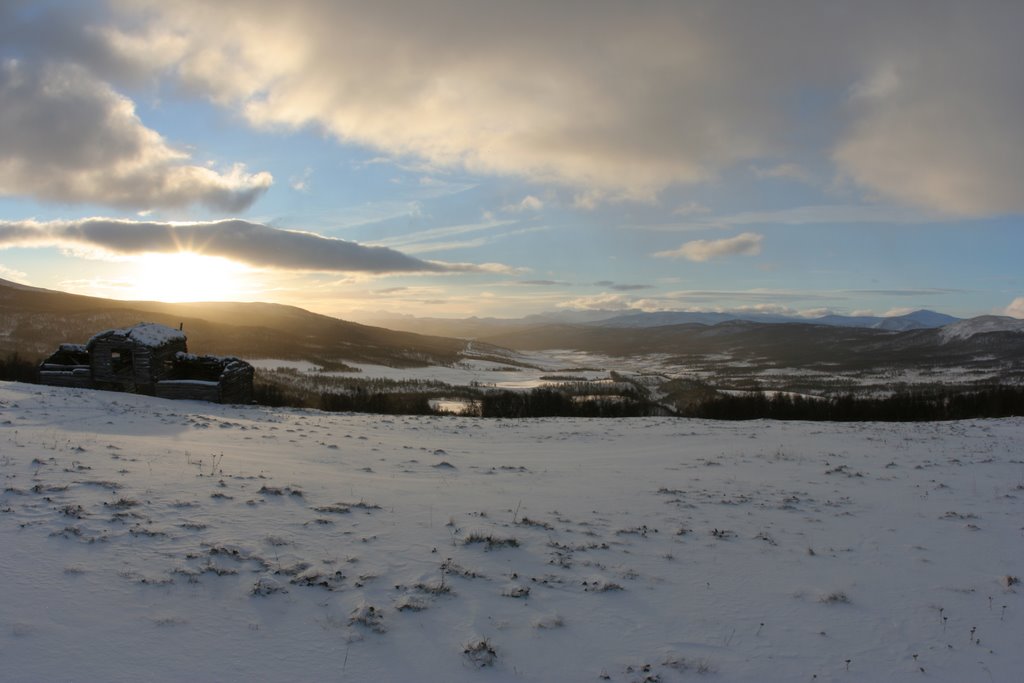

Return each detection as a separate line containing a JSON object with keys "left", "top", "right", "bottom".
{"left": 89, "top": 337, "right": 185, "bottom": 394}
{"left": 154, "top": 357, "right": 254, "bottom": 403}
{"left": 38, "top": 366, "right": 93, "bottom": 389}
{"left": 219, "top": 360, "right": 254, "bottom": 403}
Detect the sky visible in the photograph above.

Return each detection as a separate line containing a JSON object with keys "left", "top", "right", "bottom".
{"left": 0, "top": 0, "right": 1022, "bottom": 322}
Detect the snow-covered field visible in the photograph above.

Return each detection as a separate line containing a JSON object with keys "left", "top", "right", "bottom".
{"left": 250, "top": 356, "right": 612, "bottom": 391}
{"left": 1, "top": 381, "right": 1022, "bottom": 682}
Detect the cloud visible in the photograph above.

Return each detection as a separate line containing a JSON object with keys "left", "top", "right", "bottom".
{"left": 368, "top": 219, "right": 516, "bottom": 250}
{"left": 592, "top": 281, "right": 653, "bottom": 292}
{"left": 556, "top": 293, "right": 636, "bottom": 312}
{"left": 0, "top": 59, "right": 271, "bottom": 211}
{"left": 832, "top": 8, "right": 1024, "bottom": 216}
{"left": 1005, "top": 297, "right": 1024, "bottom": 319}
{"left": 750, "top": 162, "right": 810, "bottom": 183}
{"left": 632, "top": 202, "right": 952, "bottom": 235}
{"left": 502, "top": 195, "right": 544, "bottom": 213}
{"left": 843, "top": 288, "right": 963, "bottom": 297}
{"left": 368, "top": 220, "right": 545, "bottom": 255}
{"left": 654, "top": 232, "right": 763, "bottom": 262}
{"left": 290, "top": 167, "right": 313, "bottom": 192}
{"left": 672, "top": 202, "right": 711, "bottom": 216}
{"left": 0, "top": 263, "right": 28, "bottom": 282}
{"left": 0, "top": 218, "right": 502, "bottom": 273}
{"left": 8, "top": 2, "right": 1021, "bottom": 216}
{"left": 103, "top": 1, "right": 832, "bottom": 204}
{"left": 882, "top": 307, "right": 917, "bottom": 318}
{"left": 106, "top": 2, "right": 1022, "bottom": 214}
{"left": 558, "top": 288, "right": 838, "bottom": 313}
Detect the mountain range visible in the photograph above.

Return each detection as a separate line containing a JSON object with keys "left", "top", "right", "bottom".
{"left": 2, "top": 278, "right": 1023, "bottom": 380}
{"left": 364, "top": 308, "right": 963, "bottom": 337}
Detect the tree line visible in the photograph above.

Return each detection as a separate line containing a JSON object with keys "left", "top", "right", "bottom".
{"left": 681, "top": 387, "right": 1024, "bottom": 421}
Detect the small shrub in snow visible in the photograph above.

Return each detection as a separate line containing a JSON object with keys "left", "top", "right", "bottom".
{"left": 395, "top": 595, "right": 429, "bottom": 612}
{"left": 463, "top": 531, "right": 519, "bottom": 549}
{"left": 516, "top": 516, "right": 553, "bottom": 530}
{"left": 819, "top": 591, "right": 850, "bottom": 604}
{"left": 414, "top": 579, "right": 451, "bottom": 595}
{"left": 105, "top": 497, "right": 139, "bottom": 508}
{"left": 251, "top": 576, "right": 288, "bottom": 596}
{"left": 583, "top": 578, "right": 623, "bottom": 592}
{"left": 662, "top": 656, "right": 689, "bottom": 671}
{"left": 502, "top": 583, "right": 530, "bottom": 598}
{"left": 463, "top": 639, "right": 497, "bottom": 667}
{"left": 696, "top": 658, "right": 716, "bottom": 674}
{"left": 349, "top": 603, "right": 386, "bottom": 633}
{"left": 58, "top": 504, "right": 86, "bottom": 518}
{"left": 258, "top": 485, "right": 303, "bottom": 497}
{"left": 312, "top": 504, "right": 351, "bottom": 514}
{"left": 290, "top": 569, "right": 346, "bottom": 590}
{"left": 532, "top": 614, "right": 564, "bottom": 629}
{"left": 264, "top": 535, "right": 290, "bottom": 546}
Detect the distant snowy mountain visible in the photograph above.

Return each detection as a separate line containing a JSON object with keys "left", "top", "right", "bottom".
{"left": 939, "top": 315, "right": 1024, "bottom": 343}
{"left": 591, "top": 311, "right": 796, "bottom": 328}
{"left": 592, "top": 309, "right": 959, "bottom": 330}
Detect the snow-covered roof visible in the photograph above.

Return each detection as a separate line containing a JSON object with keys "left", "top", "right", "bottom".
{"left": 88, "top": 322, "right": 187, "bottom": 349}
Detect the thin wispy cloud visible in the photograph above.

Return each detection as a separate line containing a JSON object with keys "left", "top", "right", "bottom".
{"left": 750, "top": 162, "right": 810, "bottom": 183}
{"left": 594, "top": 281, "right": 653, "bottom": 292}
{"left": 367, "top": 219, "right": 516, "bottom": 250}
{"left": 371, "top": 222, "right": 547, "bottom": 255}
{"left": 654, "top": 232, "right": 763, "bottom": 262}
{"left": 631, "top": 204, "right": 949, "bottom": 233}
{"left": 843, "top": 288, "right": 967, "bottom": 297}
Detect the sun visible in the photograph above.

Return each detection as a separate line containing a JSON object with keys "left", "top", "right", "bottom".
{"left": 128, "top": 252, "right": 252, "bottom": 303}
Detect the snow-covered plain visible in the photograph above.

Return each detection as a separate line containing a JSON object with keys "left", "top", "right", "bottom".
{"left": 250, "top": 356, "right": 611, "bottom": 391}
{"left": 1, "top": 381, "right": 1022, "bottom": 682}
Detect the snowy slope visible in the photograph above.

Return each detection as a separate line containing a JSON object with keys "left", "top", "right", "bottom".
{"left": 939, "top": 315, "right": 1024, "bottom": 343}
{"left": 1, "top": 382, "right": 1022, "bottom": 682}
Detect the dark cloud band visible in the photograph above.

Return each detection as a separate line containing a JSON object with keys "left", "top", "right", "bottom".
{"left": 0, "top": 218, "right": 481, "bottom": 273}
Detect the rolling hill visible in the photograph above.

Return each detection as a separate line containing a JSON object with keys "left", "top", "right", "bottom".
{"left": 0, "top": 278, "right": 472, "bottom": 367}
{"left": 474, "top": 318, "right": 1024, "bottom": 377}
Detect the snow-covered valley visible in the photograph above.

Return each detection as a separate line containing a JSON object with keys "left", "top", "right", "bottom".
{"left": 1, "top": 381, "right": 1022, "bottom": 682}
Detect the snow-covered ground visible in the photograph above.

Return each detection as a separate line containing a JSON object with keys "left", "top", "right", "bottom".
{"left": 251, "top": 349, "right": 1021, "bottom": 404}
{"left": 1, "top": 381, "right": 1022, "bottom": 682}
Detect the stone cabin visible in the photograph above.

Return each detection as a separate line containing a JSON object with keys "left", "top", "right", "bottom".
{"left": 39, "top": 322, "right": 254, "bottom": 404}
